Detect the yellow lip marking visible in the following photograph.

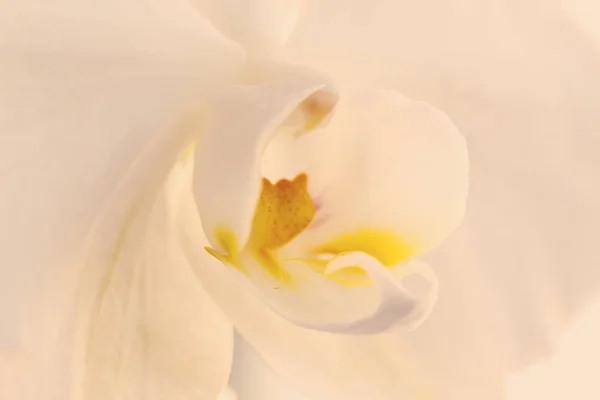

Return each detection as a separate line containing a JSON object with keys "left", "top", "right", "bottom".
{"left": 309, "top": 229, "right": 416, "bottom": 285}
{"left": 299, "top": 256, "right": 371, "bottom": 286}
{"left": 314, "top": 228, "right": 415, "bottom": 267}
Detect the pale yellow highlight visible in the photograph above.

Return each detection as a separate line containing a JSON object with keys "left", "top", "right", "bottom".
{"left": 313, "top": 228, "right": 415, "bottom": 267}
{"left": 178, "top": 140, "right": 197, "bottom": 162}
{"left": 294, "top": 229, "right": 415, "bottom": 285}
{"left": 204, "top": 227, "right": 242, "bottom": 272}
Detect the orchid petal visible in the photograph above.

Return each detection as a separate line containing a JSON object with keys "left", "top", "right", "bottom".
{"left": 241, "top": 252, "right": 438, "bottom": 334}
{"left": 288, "top": 0, "right": 600, "bottom": 380}
{"left": 280, "top": 88, "right": 469, "bottom": 259}
{"left": 83, "top": 160, "right": 234, "bottom": 400}
{"left": 190, "top": 0, "right": 302, "bottom": 54}
{"left": 0, "top": 1, "right": 242, "bottom": 396}
{"left": 193, "top": 74, "right": 449, "bottom": 333}
{"left": 193, "top": 68, "right": 337, "bottom": 256}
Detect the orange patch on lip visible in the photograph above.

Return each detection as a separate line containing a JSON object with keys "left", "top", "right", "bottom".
{"left": 205, "top": 173, "right": 316, "bottom": 283}
{"left": 248, "top": 173, "right": 316, "bottom": 250}
{"left": 246, "top": 173, "right": 316, "bottom": 282}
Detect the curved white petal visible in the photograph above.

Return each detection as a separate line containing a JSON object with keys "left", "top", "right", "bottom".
{"left": 241, "top": 252, "right": 438, "bottom": 334}
{"left": 194, "top": 68, "right": 337, "bottom": 253}
{"left": 193, "top": 73, "right": 446, "bottom": 334}
{"left": 311, "top": 254, "right": 437, "bottom": 333}
{"left": 82, "top": 160, "right": 234, "bottom": 400}
{"left": 0, "top": 1, "right": 242, "bottom": 397}
{"left": 190, "top": 0, "right": 302, "bottom": 54}
{"left": 277, "top": 88, "right": 468, "bottom": 257}
{"left": 288, "top": 0, "right": 600, "bottom": 373}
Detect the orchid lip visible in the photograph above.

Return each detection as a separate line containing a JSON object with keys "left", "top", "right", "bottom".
{"left": 193, "top": 75, "right": 464, "bottom": 335}
{"left": 205, "top": 172, "right": 418, "bottom": 287}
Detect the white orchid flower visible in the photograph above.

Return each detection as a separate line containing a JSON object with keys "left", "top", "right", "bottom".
{"left": 1, "top": 1, "right": 599, "bottom": 400}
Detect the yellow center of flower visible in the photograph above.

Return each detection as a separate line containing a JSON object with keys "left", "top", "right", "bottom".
{"left": 205, "top": 173, "right": 416, "bottom": 286}
{"left": 248, "top": 174, "right": 315, "bottom": 249}
{"left": 204, "top": 173, "right": 316, "bottom": 283}
{"left": 246, "top": 173, "right": 316, "bottom": 282}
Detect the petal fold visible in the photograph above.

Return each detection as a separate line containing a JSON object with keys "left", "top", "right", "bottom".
{"left": 290, "top": 88, "right": 469, "bottom": 258}
{"left": 190, "top": 0, "right": 302, "bottom": 54}
{"left": 82, "top": 159, "right": 234, "bottom": 400}
{"left": 0, "top": 1, "right": 242, "bottom": 396}
{"left": 194, "top": 67, "right": 337, "bottom": 255}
